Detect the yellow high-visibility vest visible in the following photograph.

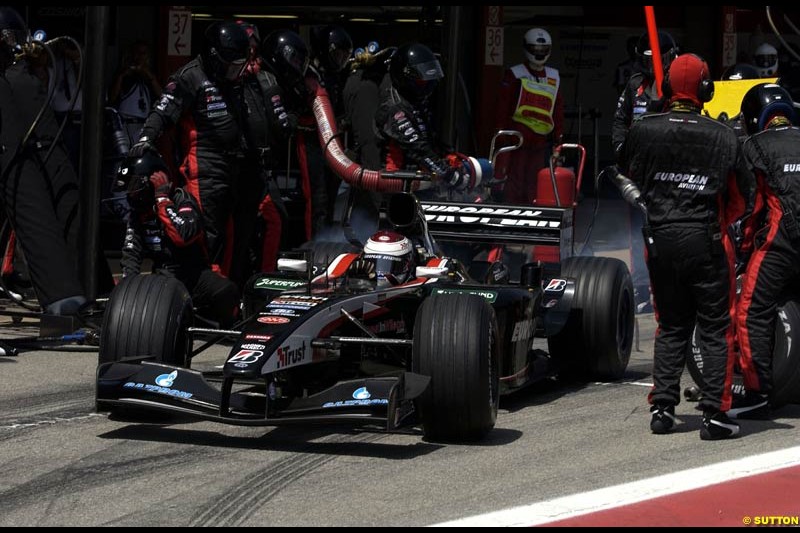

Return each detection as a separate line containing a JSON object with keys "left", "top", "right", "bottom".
{"left": 511, "top": 64, "right": 560, "bottom": 135}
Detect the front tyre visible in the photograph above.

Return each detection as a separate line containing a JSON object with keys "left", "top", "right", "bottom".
{"left": 413, "top": 294, "right": 500, "bottom": 442}
{"left": 99, "top": 274, "right": 193, "bottom": 367}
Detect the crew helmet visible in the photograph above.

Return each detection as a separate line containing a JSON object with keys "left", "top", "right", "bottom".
{"left": 203, "top": 20, "right": 251, "bottom": 82}
{"left": 389, "top": 42, "right": 444, "bottom": 103}
{"left": 754, "top": 42, "right": 779, "bottom": 78}
{"left": 721, "top": 63, "right": 760, "bottom": 81}
{"left": 524, "top": 28, "right": 551, "bottom": 69}
{"left": 0, "top": 7, "right": 28, "bottom": 70}
{"left": 741, "top": 83, "right": 796, "bottom": 135}
{"left": 310, "top": 25, "right": 353, "bottom": 73}
{"left": 261, "top": 29, "right": 310, "bottom": 96}
{"left": 636, "top": 30, "right": 678, "bottom": 79}
{"left": 115, "top": 151, "right": 170, "bottom": 212}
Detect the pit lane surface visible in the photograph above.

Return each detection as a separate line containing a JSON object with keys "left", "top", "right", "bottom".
{"left": 0, "top": 312, "right": 797, "bottom": 527}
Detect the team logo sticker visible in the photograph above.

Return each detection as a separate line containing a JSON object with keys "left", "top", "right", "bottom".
{"left": 258, "top": 316, "right": 291, "bottom": 325}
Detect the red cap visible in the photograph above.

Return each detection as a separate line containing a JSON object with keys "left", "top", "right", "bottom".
{"left": 667, "top": 53, "right": 711, "bottom": 107}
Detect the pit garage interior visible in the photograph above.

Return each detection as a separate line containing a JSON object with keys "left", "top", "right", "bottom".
{"left": 8, "top": 5, "right": 800, "bottom": 300}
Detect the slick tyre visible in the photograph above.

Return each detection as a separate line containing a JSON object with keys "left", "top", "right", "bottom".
{"left": 686, "top": 325, "right": 705, "bottom": 393}
{"left": 687, "top": 300, "right": 800, "bottom": 407}
{"left": 99, "top": 274, "right": 193, "bottom": 367}
{"left": 685, "top": 325, "right": 745, "bottom": 401}
{"left": 413, "top": 294, "right": 500, "bottom": 442}
{"left": 771, "top": 300, "right": 800, "bottom": 407}
{"left": 548, "top": 256, "right": 635, "bottom": 381}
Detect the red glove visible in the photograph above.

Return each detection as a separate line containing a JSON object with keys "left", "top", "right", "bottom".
{"left": 149, "top": 171, "right": 171, "bottom": 200}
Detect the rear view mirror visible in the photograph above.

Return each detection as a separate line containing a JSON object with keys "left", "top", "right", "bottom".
{"left": 416, "top": 266, "right": 449, "bottom": 279}
{"left": 278, "top": 259, "right": 309, "bottom": 273}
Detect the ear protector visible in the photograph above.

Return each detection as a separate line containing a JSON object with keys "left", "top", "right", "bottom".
{"left": 661, "top": 53, "right": 715, "bottom": 104}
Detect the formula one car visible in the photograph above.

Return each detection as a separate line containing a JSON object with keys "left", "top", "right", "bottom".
{"left": 96, "top": 179, "right": 634, "bottom": 443}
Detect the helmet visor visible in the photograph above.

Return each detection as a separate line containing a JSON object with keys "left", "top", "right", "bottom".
{"left": 282, "top": 45, "right": 310, "bottom": 77}
{"left": 364, "top": 253, "right": 412, "bottom": 286}
{"left": 1, "top": 28, "right": 28, "bottom": 53}
{"left": 641, "top": 50, "right": 675, "bottom": 74}
{"left": 755, "top": 54, "right": 778, "bottom": 69}
{"left": 329, "top": 46, "right": 353, "bottom": 72}
{"left": 524, "top": 43, "right": 551, "bottom": 61}
{"left": 126, "top": 175, "right": 154, "bottom": 212}
{"left": 224, "top": 57, "right": 248, "bottom": 81}
{"left": 410, "top": 59, "right": 444, "bottom": 81}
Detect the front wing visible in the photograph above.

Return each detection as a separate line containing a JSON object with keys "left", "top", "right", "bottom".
{"left": 96, "top": 361, "right": 430, "bottom": 430}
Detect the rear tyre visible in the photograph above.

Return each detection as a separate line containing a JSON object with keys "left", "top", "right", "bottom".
{"left": 298, "top": 241, "right": 360, "bottom": 270}
{"left": 413, "top": 294, "right": 499, "bottom": 442}
{"left": 771, "top": 301, "right": 800, "bottom": 407}
{"left": 548, "top": 257, "right": 634, "bottom": 381}
{"left": 687, "top": 300, "right": 800, "bottom": 407}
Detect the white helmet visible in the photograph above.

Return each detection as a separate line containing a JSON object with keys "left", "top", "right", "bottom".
{"left": 754, "top": 43, "right": 779, "bottom": 77}
{"left": 363, "top": 231, "right": 415, "bottom": 286}
{"left": 524, "top": 28, "right": 552, "bottom": 69}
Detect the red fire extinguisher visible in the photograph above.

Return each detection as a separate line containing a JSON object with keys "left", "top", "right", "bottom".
{"left": 534, "top": 144, "right": 586, "bottom": 209}
{"left": 531, "top": 144, "right": 587, "bottom": 264}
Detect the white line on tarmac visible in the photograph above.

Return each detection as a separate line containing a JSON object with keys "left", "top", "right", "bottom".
{"left": 592, "top": 381, "right": 654, "bottom": 388}
{"left": 626, "top": 381, "right": 655, "bottom": 388}
{"left": 0, "top": 413, "right": 105, "bottom": 431}
{"left": 430, "top": 446, "right": 800, "bottom": 527}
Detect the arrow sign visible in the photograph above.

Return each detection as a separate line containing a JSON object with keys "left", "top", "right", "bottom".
{"left": 174, "top": 35, "right": 187, "bottom": 55}
{"left": 485, "top": 26, "right": 504, "bottom": 66}
{"left": 167, "top": 8, "right": 192, "bottom": 57}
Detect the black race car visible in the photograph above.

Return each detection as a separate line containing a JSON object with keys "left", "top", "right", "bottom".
{"left": 96, "top": 191, "right": 634, "bottom": 443}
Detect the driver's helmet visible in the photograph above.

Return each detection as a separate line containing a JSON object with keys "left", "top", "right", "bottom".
{"left": 115, "top": 151, "right": 170, "bottom": 213}
{"left": 363, "top": 231, "right": 415, "bottom": 286}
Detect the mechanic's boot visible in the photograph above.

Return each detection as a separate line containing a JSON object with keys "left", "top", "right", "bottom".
{"left": 728, "top": 392, "right": 770, "bottom": 420}
{"left": 700, "top": 410, "right": 740, "bottom": 441}
{"left": 650, "top": 404, "right": 676, "bottom": 435}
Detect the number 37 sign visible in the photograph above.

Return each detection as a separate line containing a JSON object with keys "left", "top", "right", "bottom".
{"left": 167, "top": 7, "right": 192, "bottom": 57}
